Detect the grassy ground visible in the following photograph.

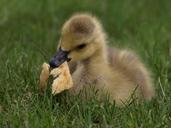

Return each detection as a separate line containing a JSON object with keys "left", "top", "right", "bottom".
{"left": 0, "top": 0, "right": 171, "bottom": 127}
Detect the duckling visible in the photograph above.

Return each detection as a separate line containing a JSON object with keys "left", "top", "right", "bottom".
{"left": 49, "top": 13, "right": 155, "bottom": 105}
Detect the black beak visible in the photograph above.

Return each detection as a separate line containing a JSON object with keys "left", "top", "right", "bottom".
{"left": 49, "top": 47, "right": 71, "bottom": 68}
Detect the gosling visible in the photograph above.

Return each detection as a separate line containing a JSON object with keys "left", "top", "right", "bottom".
{"left": 49, "top": 13, "right": 155, "bottom": 105}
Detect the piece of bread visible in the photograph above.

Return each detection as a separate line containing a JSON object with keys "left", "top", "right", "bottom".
{"left": 50, "top": 62, "right": 73, "bottom": 95}
{"left": 39, "top": 62, "right": 50, "bottom": 95}
{"left": 39, "top": 62, "right": 73, "bottom": 95}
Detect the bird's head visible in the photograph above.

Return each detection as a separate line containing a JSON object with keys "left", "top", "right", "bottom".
{"left": 50, "top": 14, "right": 106, "bottom": 68}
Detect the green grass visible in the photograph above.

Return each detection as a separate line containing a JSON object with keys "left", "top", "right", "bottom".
{"left": 0, "top": 0, "right": 171, "bottom": 127}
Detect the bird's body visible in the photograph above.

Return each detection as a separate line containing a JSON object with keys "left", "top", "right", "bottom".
{"left": 53, "top": 13, "right": 154, "bottom": 105}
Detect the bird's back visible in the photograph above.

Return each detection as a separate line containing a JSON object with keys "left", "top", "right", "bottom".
{"left": 107, "top": 47, "right": 155, "bottom": 100}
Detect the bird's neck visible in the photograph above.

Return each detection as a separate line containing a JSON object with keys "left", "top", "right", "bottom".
{"left": 82, "top": 43, "right": 108, "bottom": 72}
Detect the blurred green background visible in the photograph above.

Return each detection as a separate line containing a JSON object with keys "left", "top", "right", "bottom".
{"left": 0, "top": 0, "right": 171, "bottom": 127}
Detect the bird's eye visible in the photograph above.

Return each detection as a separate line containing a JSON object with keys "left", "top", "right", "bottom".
{"left": 77, "top": 44, "right": 86, "bottom": 49}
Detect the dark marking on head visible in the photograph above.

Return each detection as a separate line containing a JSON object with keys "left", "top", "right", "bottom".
{"left": 70, "top": 17, "right": 95, "bottom": 35}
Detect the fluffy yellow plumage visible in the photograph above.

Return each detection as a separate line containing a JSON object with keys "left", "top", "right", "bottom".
{"left": 60, "top": 13, "right": 155, "bottom": 105}
{"left": 40, "top": 13, "right": 155, "bottom": 106}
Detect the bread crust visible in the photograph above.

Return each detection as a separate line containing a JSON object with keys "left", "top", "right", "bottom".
{"left": 39, "top": 62, "right": 73, "bottom": 95}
